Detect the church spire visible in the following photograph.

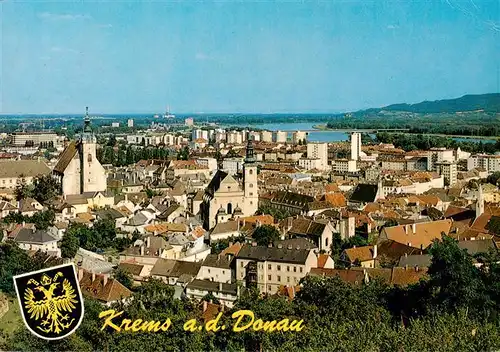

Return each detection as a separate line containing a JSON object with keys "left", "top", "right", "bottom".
{"left": 83, "top": 106, "right": 92, "bottom": 133}
{"left": 245, "top": 131, "right": 256, "bottom": 164}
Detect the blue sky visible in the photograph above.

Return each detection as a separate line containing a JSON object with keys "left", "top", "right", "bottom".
{"left": 1, "top": 0, "right": 499, "bottom": 114}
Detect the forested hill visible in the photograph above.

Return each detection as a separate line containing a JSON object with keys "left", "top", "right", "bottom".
{"left": 361, "top": 93, "right": 500, "bottom": 114}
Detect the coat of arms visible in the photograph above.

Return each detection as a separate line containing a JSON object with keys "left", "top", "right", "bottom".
{"left": 13, "top": 263, "right": 84, "bottom": 340}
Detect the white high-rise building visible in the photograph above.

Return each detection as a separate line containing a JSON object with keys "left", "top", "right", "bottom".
{"left": 306, "top": 143, "right": 329, "bottom": 171}
{"left": 350, "top": 132, "right": 361, "bottom": 161}
{"left": 292, "top": 131, "right": 307, "bottom": 144}
{"left": 275, "top": 131, "right": 287, "bottom": 143}
{"left": 260, "top": 131, "right": 273, "bottom": 143}
{"left": 127, "top": 119, "right": 134, "bottom": 128}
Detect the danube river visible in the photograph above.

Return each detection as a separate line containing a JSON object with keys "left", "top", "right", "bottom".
{"left": 232, "top": 122, "right": 349, "bottom": 142}
{"left": 231, "top": 122, "right": 496, "bottom": 144}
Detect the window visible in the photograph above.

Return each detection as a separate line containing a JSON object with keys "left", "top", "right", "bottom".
{"left": 293, "top": 266, "right": 297, "bottom": 273}
{"left": 325, "top": 238, "right": 329, "bottom": 247}
{"left": 287, "top": 266, "right": 290, "bottom": 272}
{"left": 277, "top": 265, "right": 281, "bottom": 271}
{"left": 249, "top": 169, "right": 253, "bottom": 175}
{"left": 249, "top": 183, "right": 253, "bottom": 188}
{"left": 300, "top": 267, "right": 303, "bottom": 273}
{"left": 240, "top": 262, "right": 243, "bottom": 267}
{"left": 268, "top": 275, "right": 271, "bottom": 280}
{"left": 87, "top": 154, "right": 92, "bottom": 162}
{"left": 287, "top": 277, "right": 290, "bottom": 283}
{"left": 208, "top": 269, "right": 211, "bottom": 273}
{"left": 277, "top": 276, "right": 281, "bottom": 282}
{"left": 268, "top": 264, "right": 271, "bottom": 270}
{"left": 268, "top": 285, "right": 271, "bottom": 291}
{"left": 249, "top": 192, "right": 253, "bottom": 196}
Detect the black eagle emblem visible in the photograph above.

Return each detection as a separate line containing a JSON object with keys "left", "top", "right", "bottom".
{"left": 13, "top": 263, "right": 84, "bottom": 340}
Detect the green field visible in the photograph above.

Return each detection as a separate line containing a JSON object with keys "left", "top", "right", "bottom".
{"left": 0, "top": 296, "right": 22, "bottom": 345}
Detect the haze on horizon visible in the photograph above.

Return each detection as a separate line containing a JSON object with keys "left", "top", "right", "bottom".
{"left": 1, "top": 0, "right": 499, "bottom": 115}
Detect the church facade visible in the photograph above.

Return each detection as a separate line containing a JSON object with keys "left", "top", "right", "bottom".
{"left": 201, "top": 137, "right": 258, "bottom": 230}
{"left": 53, "top": 108, "right": 106, "bottom": 196}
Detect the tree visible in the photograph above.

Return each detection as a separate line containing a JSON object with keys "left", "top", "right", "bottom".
{"left": 14, "top": 176, "right": 33, "bottom": 201}
{"left": 31, "top": 174, "right": 61, "bottom": 204}
{"left": 252, "top": 225, "right": 280, "bottom": 246}
{"left": 60, "top": 230, "right": 79, "bottom": 258}
{"left": 487, "top": 172, "right": 500, "bottom": 186}
{"left": 112, "top": 267, "right": 134, "bottom": 289}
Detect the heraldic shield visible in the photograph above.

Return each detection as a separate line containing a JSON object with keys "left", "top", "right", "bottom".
{"left": 13, "top": 263, "right": 84, "bottom": 340}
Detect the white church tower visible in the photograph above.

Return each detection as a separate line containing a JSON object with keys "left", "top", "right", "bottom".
{"left": 476, "top": 184, "right": 484, "bottom": 219}
{"left": 53, "top": 107, "right": 106, "bottom": 195}
{"left": 243, "top": 133, "right": 259, "bottom": 216}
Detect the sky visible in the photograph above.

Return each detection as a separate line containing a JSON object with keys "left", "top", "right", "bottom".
{"left": 1, "top": 0, "right": 499, "bottom": 114}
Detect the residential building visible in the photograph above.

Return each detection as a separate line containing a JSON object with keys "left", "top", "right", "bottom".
{"left": 467, "top": 154, "right": 500, "bottom": 173}
{"left": 350, "top": 132, "right": 361, "bottom": 161}
{"left": 435, "top": 161, "right": 458, "bottom": 186}
{"left": 307, "top": 143, "right": 328, "bottom": 171}
{"left": 185, "top": 280, "right": 238, "bottom": 308}
{"left": 235, "top": 243, "right": 317, "bottom": 295}
{"left": 0, "top": 160, "right": 51, "bottom": 189}
{"left": 378, "top": 219, "right": 452, "bottom": 250}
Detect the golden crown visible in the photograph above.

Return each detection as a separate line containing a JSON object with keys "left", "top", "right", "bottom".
{"left": 40, "top": 274, "right": 52, "bottom": 286}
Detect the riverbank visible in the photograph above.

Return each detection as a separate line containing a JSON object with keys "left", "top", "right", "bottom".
{"left": 313, "top": 124, "right": 498, "bottom": 142}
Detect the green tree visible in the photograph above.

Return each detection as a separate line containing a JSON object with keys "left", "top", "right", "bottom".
{"left": 252, "top": 225, "right": 280, "bottom": 246}
{"left": 112, "top": 267, "right": 134, "bottom": 289}
{"left": 31, "top": 174, "right": 61, "bottom": 204}
{"left": 60, "top": 230, "right": 80, "bottom": 258}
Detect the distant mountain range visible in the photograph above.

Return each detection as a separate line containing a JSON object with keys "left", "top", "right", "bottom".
{"left": 359, "top": 93, "right": 500, "bottom": 114}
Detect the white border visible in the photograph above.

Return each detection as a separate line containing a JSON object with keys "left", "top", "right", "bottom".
{"left": 13, "top": 263, "right": 85, "bottom": 341}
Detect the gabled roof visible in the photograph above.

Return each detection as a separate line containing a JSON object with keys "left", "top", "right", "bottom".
{"left": 187, "top": 279, "right": 237, "bottom": 295}
{"left": 398, "top": 254, "right": 432, "bottom": 268}
{"left": 211, "top": 220, "right": 240, "bottom": 235}
{"left": 202, "top": 254, "right": 232, "bottom": 269}
{"left": 157, "top": 204, "right": 183, "bottom": 220}
{"left": 237, "top": 244, "right": 312, "bottom": 264}
{"left": 14, "top": 228, "right": 57, "bottom": 244}
{"left": 79, "top": 271, "right": 132, "bottom": 303}
{"left": 206, "top": 170, "right": 229, "bottom": 196}
{"left": 343, "top": 246, "right": 375, "bottom": 263}
{"left": 95, "top": 208, "right": 125, "bottom": 220}
{"left": 0, "top": 160, "right": 51, "bottom": 178}
{"left": 53, "top": 141, "right": 78, "bottom": 173}
{"left": 381, "top": 219, "right": 452, "bottom": 249}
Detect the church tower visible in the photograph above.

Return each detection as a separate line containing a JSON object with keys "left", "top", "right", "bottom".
{"left": 476, "top": 184, "right": 484, "bottom": 219}
{"left": 243, "top": 133, "right": 258, "bottom": 215}
{"left": 79, "top": 107, "right": 106, "bottom": 194}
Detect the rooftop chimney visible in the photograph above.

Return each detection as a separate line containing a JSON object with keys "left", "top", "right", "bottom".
{"left": 103, "top": 274, "right": 108, "bottom": 287}
{"left": 412, "top": 223, "right": 416, "bottom": 234}
{"left": 91, "top": 271, "right": 96, "bottom": 282}
{"left": 251, "top": 241, "right": 257, "bottom": 247}
{"left": 203, "top": 300, "right": 208, "bottom": 312}
{"left": 372, "top": 244, "right": 377, "bottom": 259}
{"left": 78, "top": 268, "right": 84, "bottom": 282}
{"left": 219, "top": 282, "right": 222, "bottom": 292}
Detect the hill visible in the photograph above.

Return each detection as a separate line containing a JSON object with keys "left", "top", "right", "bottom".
{"left": 375, "top": 93, "right": 500, "bottom": 114}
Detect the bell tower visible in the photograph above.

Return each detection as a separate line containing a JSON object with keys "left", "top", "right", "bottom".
{"left": 78, "top": 107, "right": 105, "bottom": 194}
{"left": 243, "top": 133, "right": 258, "bottom": 215}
